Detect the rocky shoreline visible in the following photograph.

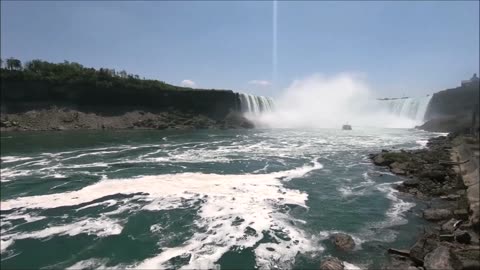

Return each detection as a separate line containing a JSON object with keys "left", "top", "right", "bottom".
{"left": 369, "top": 134, "right": 480, "bottom": 270}
{"left": 0, "top": 107, "right": 255, "bottom": 132}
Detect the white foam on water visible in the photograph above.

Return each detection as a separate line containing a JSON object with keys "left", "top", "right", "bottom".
{"left": 76, "top": 199, "right": 118, "bottom": 211}
{"left": 344, "top": 261, "right": 362, "bottom": 270}
{"left": 66, "top": 258, "right": 109, "bottom": 270}
{"left": 338, "top": 172, "right": 376, "bottom": 197}
{"left": 376, "top": 182, "right": 415, "bottom": 226}
{"left": 41, "top": 173, "right": 67, "bottom": 179}
{"left": 1, "top": 217, "right": 123, "bottom": 253}
{"left": 1, "top": 156, "right": 34, "bottom": 163}
{"left": 0, "top": 239, "right": 14, "bottom": 253}
{"left": 149, "top": 224, "right": 163, "bottom": 233}
{"left": 1, "top": 212, "right": 45, "bottom": 223}
{"left": 1, "top": 160, "right": 322, "bottom": 269}
{"left": 61, "top": 149, "right": 135, "bottom": 161}
{"left": 416, "top": 140, "right": 428, "bottom": 148}
{"left": 0, "top": 168, "right": 34, "bottom": 182}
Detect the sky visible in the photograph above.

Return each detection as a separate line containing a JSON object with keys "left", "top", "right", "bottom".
{"left": 1, "top": 1, "right": 479, "bottom": 98}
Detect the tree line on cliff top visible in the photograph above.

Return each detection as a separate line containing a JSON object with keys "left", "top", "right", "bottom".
{"left": 0, "top": 57, "right": 203, "bottom": 92}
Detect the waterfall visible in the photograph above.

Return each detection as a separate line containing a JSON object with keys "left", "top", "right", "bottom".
{"left": 238, "top": 93, "right": 275, "bottom": 114}
{"left": 378, "top": 95, "right": 432, "bottom": 122}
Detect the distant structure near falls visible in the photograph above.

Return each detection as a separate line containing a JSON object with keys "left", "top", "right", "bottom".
{"left": 461, "top": 73, "right": 479, "bottom": 87}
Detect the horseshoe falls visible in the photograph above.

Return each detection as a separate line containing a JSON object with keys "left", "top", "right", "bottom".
{"left": 238, "top": 93, "right": 275, "bottom": 114}
{"left": 378, "top": 95, "right": 433, "bottom": 123}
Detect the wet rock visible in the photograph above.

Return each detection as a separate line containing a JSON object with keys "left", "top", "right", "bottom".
{"left": 424, "top": 246, "right": 460, "bottom": 270}
{"left": 410, "top": 233, "right": 439, "bottom": 265}
{"left": 404, "top": 179, "right": 420, "bottom": 187}
{"left": 373, "top": 154, "right": 388, "bottom": 166}
{"left": 372, "top": 152, "right": 410, "bottom": 167}
{"left": 330, "top": 233, "right": 355, "bottom": 251}
{"left": 423, "top": 209, "right": 453, "bottom": 221}
{"left": 320, "top": 256, "right": 344, "bottom": 270}
{"left": 441, "top": 219, "right": 459, "bottom": 234}
{"left": 453, "top": 230, "right": 471, "bottom": 244}
{"left": 391, "top": 167, "right": 407, "bottom": 175}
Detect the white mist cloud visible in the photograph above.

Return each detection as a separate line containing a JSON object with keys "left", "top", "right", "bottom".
{"left": 248, "top": 80, "right": 271, "bottom": 87}
{"left": 181, "top": 79, "right": 197, "bottom": 88}
{"left": 253, "top": 73, "right": 419, "bottom": 129}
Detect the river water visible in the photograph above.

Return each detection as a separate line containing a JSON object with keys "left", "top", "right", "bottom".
{"left": 1, "top": 128, "right": 439, "bottom": 269}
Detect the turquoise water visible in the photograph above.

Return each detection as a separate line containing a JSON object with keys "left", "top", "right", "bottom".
{"left": 1, "top": 128, "right": 436, "bottom": 269}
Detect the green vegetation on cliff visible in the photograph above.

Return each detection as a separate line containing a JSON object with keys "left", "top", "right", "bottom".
{"left": 1, "top": 58, "right": 240, "bottom": 118}
{"left": 1, "top": 58, "right": 198, "bottom": 91}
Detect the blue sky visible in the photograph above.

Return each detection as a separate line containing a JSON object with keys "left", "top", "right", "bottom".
{"left": 1, "top": 1, "right": 479, "bottom": 97}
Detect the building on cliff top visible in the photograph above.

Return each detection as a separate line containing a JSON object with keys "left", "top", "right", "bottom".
{"left": 461, "top": 73, "right": 479, "bottom": 87}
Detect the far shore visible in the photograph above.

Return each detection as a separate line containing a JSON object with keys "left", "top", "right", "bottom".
{"left": 0, "top": 107, "right": 255, "bottom": 132}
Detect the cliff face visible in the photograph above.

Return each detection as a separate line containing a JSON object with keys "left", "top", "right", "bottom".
{"left": 424, "top": 81, "right": 479, "bottom": 121}
{"left": 419, "top": 81, "right": 479, "bottom": 133}
{"left": 1, "top": 78, "right": 241, "bottom": 120}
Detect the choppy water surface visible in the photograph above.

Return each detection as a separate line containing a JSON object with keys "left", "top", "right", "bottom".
{"left": 1, "top": 128, "right": 438, "bottom": 269}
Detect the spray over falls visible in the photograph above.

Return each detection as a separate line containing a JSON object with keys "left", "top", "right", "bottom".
{"left": 239, "top": 74, "right": 432, "bottom": 129}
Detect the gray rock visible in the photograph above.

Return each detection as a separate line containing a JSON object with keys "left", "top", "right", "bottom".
{"left": 320, "top": 257, "right": 344, "bottom": 270}
{"left": 441, "top": 219, "right": 458, "bottom": 233}
{"left": 423, "top": 209, "right": 453, "bottom": 221}
{"left": 382, "top": 255, "right": 415, "bottom": 270}
{"left": 392, "top": 167, "right": 407, "bottom": 175}
{"left": 410, "top": 233, "right": 439, "bottom": 265}
{"left": 330, "top": 233, "right": 355, "bottom": 251}
{"left": 424, "top": 246, "right": 460, "bottom": 270}
{"left": 373, "top": 154, "right": 388, "bottom": 166}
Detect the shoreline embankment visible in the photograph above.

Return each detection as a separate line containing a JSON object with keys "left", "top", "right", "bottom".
{"left": 370, "top": 133, "right": 479, "bottom": 270}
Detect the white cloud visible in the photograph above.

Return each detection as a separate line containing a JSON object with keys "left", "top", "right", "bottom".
{"left": 248, "top": 80, "right": 271, "bottom": 87}
{"left": 180, "top": 79, "right": 197, "bottom": 88}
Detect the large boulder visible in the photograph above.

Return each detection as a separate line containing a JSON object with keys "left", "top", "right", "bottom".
{"left": 320, "top": 257, "right": 344, "bottom": 270}
{"left": 424, "top": 246, "right": 460, "bottom": 270}
{"left": 423, "top": 208, "right": 453, "bottom": 221}
{"left": 330, "top": 233, "right": 355, "bottom": 251}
